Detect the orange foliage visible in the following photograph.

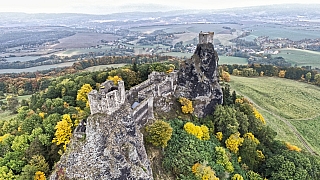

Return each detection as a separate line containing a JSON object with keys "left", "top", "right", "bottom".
{"left": 285, "top": 142, "right": 301, "bottom": 152}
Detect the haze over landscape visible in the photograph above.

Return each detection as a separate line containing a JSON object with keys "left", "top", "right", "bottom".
{"left": 1, "top": 0, "right": 320, "bottom": 14}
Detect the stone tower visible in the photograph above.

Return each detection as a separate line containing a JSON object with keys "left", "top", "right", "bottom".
{"left": 175, "top": 31, "right": 223, "bottom": 117}
{"left": 199, "top": 31, "right": 214, "bottom": 44}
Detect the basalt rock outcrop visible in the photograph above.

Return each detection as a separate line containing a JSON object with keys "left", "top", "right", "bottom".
{"left": 50, "top": 104, "right": 153, "bottom": 180}
{"left": 175, "top": 38, "right": 223, "bottom": 117}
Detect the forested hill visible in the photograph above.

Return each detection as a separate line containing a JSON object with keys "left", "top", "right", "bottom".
{"left": 0, "top": 60, "right": 319, "bottom": 179}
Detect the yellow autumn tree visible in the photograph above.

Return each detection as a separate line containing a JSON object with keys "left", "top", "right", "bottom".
{"left": 253, "top": 107, "right": 265, "bottom": 124}
{"left": 225, "top": 132, "right": 244, "bottom": 154}
{"left": 38, "top": 112, "right": 45, "bottom": 119}
{"left": 52, "top": 114, "right": 73, "bottom": 153}
{"left": 285, "top": 142, "right": 301, "bottom": 152}
{"left": 34, "top": 171, "right": 46, "bottom": 180}
{"left": 76, "top": 84, "right": 93, "bottom": 108}
{"left": 184, "top": 122, "right": 210, "bottom": 140}
{"left": 107, "top": 75, "right": 122, "bottom": 85}
{"left": 243, "top": 132, "right": 260, "bottom": 145}
{"left": 222, "top": 71, "right": 231, "bottom": 82}
{"left": 179, "top": 97, "right": 194, "bottom": 114}
{"left": 216, "top": 132, "right": 223, "bottom": 141}
{"left": 231, "top": 174, "right": 244, "bottom": 180}
{"left": 278, "top": 70, "right": 286, "bottom": 78}
{"left": 192, "top": 162, "right": 219, "bottom": 180}
{"left": 256, "top": 150, "right": 265, "bottom": 161}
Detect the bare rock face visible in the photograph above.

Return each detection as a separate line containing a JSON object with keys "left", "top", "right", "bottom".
{"left": 175, "top": 43, "right": 223, "bottom": 117}
{"left": 50, "top": 104, "right": 153, "bottom": 180}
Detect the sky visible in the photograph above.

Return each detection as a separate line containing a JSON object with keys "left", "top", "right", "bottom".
{"left": 1, "top": 0, "right": 320, "bottom": 14}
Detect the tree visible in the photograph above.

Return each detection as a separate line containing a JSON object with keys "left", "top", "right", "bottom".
{"left": 179, "top": 97, "right": 194, "bottom": 114}
{"left": 214, "top": 105, "right": 239, "bottom": 139}
{"left": 232, "top": 174, "right": 244, "bottom": 180}
{"left": 52, "top": 114, "right": 73, "bottom": 153}
{"left": 222, "top": 71, "right": 231, "bottom": 82}
{"left": 306, "top": 72, "right": 311, "bottom": 82}
{"left": 107, "top": 75, "right": 122, "bottom": 85}
{"left": 278, "top": 70, "right": 286, "bottom": 78}
{"left": 34, "top": 171, "right": 46, "bottom": 180}
{"left": 192, "top": 162, "right": 219, "bottom": 180}
{"left": 11, "top": 134, "right": 30, "bottom": 152}
{"left": 76, "top": 84, "right": 92, "bottom": 108}
{"left": 225, "top": 132, "right": 243, "bottom": 154}
{"left": 145, "top": 120, "right": 173, "bottom": 148}
{"left": 184, "top": 122, "right": 210, "bottom": 140}
{"left": 215, "top": 146, "right": 234, "bottom": 173}
{"left": 6, "top": 95, "right": 19, "bottom": 113}
{"left": 0, "top": 166, "right": 15, "bottom": 180}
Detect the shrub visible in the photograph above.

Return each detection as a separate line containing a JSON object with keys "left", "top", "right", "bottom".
{"left": 192, "top": 162, "right": 219, "bottom": 180}
{"left": 145, "top": 120, "right": 173, "bottom": 148}
{"left": 184, "top": 122, "right": 210, "bottom": 140}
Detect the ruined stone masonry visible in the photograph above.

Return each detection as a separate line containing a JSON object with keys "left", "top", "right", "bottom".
{"left": 50, "top": 32, "right": 222, "bottom": 180}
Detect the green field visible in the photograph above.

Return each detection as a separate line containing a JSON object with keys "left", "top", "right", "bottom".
{"left": 230, "top": 76, "right": 320, "bottom": 119}
{"left": 0, "top": 62, "right": 75, "bottom": 74}
{"left": 84, "top": 63, "right": 128, "bottom": 72}
{"left": 246, "top": 25, "right": 320, "bottom": 41}
{"left": 229, "top": 75, "right": 320, "bottom": 153}
{"left": 274, "top": 48, "right": 320, "bottom": 68}
{"left": 260, "top": 110, "right": 305, "bottom": 150}
{"left": 290, "top": 118, "right": 320, "bottom": 153}
{"left": 219, "top": 56, "right": 247, "bottom": 65}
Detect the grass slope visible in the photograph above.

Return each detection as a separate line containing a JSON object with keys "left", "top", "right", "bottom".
{"left": 290, "top": 117, "right": 320, "bottom": 153}
{"left": 229, "top": 75, "right": 320, "bottom": 153}
{"left": 229, "top": 76, "right": 320, "bottom": 119}
{"left": 274, "top": 48, "right": 320, "bottom": 68}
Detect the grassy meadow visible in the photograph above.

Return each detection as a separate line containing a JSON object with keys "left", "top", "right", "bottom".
{"left": 219, "top": 56, "right": 247, "bottom": 65}
{"left": 84, "top": 63, "right": 128, "bottom": 72}
{"left": 229, "top": 75, "right": 320, "bottom": 153}
{"left": 246, "top": 25, "right": 320, "bottom": 41}
{"left": 274, "top": 48, "right": 320, "bottom": 68}
{"left": 229, "top": 76, "right": 320, "bottom": 119}
{"left": 290, "top": 118, "right": 320, "bottom": 153}
{"left": 0, "top": 62, "right": 75, "bottom": 74}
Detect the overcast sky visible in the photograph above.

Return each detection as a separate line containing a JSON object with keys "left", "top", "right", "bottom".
{"left": 1, "top": 0, "right": 320, "bottom": 14}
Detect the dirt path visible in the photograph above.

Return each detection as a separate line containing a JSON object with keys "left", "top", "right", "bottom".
{"left": 235, "top": 91, "right": 318, "bottom": 155}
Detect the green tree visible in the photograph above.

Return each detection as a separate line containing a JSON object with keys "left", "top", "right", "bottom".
{"left": 6, "top": 95, "right": 19, "bottom": 113}
{"left": 0, "top": 166, "right": 15, "bottom": 180}
{"left": 213, "top": 105, "right": 239, "bottom": 139}
{"left": 11, "top": 134, "right": 30, "bottom": 152}
{"left": 146, "top": 120, "right": 173, "bottom": 148}
{"left": 306, "top": 72, "right": 311, "bottom": 82}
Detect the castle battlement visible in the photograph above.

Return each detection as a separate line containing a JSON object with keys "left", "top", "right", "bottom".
{"left": 88, "top": 71, "right": 178, "bottom": 124}
{"left": 199, "top": 31, "right": 214, "bottom": 44}
{"left": 88, "top": 80, "right": 126, "bottom": 115}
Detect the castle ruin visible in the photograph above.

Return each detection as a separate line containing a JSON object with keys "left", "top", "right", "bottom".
{"left": 199, "top": 31, "right": 214, "bottom": 44}
{"left": 88, "top": 71, "right": 178, "bottom": 125}
{"left": 51, "top": 32, "right": 222, "bottom": 180}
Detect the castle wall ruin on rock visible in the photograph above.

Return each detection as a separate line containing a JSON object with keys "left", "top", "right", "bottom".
{"left": 87, "top": 71, "right": 178, "bottom": 126}
{"left": 199, "top": 31, "right": 214, "bottom": 44}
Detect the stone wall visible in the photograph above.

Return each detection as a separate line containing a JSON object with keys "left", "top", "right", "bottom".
{"left": 88, "top": 80, "right": 126, "bottom": 115}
